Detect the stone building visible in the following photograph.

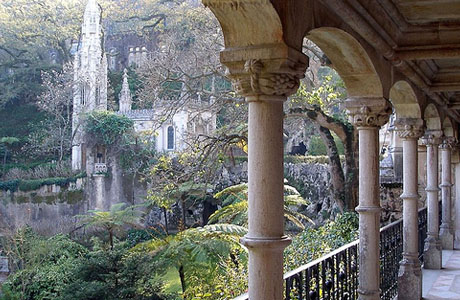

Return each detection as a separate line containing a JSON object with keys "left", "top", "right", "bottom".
{"left": 71, "top": 0, "right": 108, "bottom": 171}
{"left": 71, "top": 0, "right": 216, "bottom": 210}
{"left": 203, "top": 1, "right": 460, "bottom": 299}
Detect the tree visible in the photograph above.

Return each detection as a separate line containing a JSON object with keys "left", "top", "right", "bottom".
{"left": 133, "top": 224, "right": 247, "bottom": 298}
{"left": 208, "top": 182, "right": 313, "bottom": 230}
{"left": 79, "top": 203, "right": 143, "bottom": 250}
{"left": 0, "top": 136, "right": 19, "bottom": 167}
{"left": 286, "top": 42, "right": 358, "bottom": 211}
{"left": 30, "top": 63, "right": 74, "bottom": 161}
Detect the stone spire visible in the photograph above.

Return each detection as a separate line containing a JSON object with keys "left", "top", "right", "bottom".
{"left": 119, "top": 69, "right": 132, "bottom": 112}
{"left": 72, "top": 0, "right": 107, "bottom": 171}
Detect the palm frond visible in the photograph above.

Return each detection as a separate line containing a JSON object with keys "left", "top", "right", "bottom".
{"left": 214, "top": 183, "right": 248, "bottom": 199}
{"left": 207, "top": 201, "right": 247, "bottom": 224}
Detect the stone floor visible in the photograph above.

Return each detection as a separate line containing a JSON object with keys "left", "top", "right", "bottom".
{"left": 423, "top": 250, "right": 460, "bottom": 300}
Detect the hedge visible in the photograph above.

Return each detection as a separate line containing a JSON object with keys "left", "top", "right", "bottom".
{"left": 0, "top": 172, "right": 86, "bottom": 192}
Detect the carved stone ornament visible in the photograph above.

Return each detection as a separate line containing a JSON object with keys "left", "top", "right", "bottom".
{"left": 395, "top": 119, "right": 424, "bottom": 140}
{"left": 231, "top": 58, "right": 307, "bottom": 98}
{"left": 421, "top": 131, "right": 443, "bottom": 146}
{"left": 344, "top": 98, "right": 392, "bottom": 127}
{"left": 440, "top": 136, "right": 457, "bottom": 150}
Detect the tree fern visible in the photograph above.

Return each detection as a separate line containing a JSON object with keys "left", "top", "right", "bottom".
{"left": 210, "top": 181, "right": 313, "bottom": 228}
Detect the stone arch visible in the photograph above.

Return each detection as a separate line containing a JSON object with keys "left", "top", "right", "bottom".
{"left": 443, "top": 117, "right": 455, "bottom": 137}
{"left": 389, "top": 81, "right": 421, "bottom": 119}
{"left": 307, "top": 27, "right": 383, "bottom": 98}
{"left": 424, "top": 104, "right": 442, "bottom": 131}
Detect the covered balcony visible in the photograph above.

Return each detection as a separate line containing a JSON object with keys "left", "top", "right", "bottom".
{"left": 202, "top": 0, "right": 460, "bottom": 299}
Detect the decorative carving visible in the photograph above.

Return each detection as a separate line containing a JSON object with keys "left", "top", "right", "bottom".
{"left": 440, "top": 136, "right": 457, "bottom": 150}
{"left": 344, "top": 98, "right": 392, "bottom": 127}
{"left": 230, "top": 58, "right": 307, "bottom": 98}
{"left": 421, "top": 132, "right": 442, "bottom": 146}
{"left": 395, "top": 119, "right": 424, "bottom": 140}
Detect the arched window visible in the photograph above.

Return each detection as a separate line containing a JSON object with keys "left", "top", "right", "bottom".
{"left": 167, "top": 126, "right": 174, "bottom": 150}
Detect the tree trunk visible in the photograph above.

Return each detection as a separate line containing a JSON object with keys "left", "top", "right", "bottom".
{"left": 316, "top": 125, "right": 345, "bottom": 213}
{"left": 109, "top": 230, "right": 114, "bottom": 250}
{"left": 179, "top": 264, "right": 186, "bottom": 297}
{"left": 288, "top": 107, "right": 358, "bottom": 210}
{"left": 180, "top": 194, "right": 187, "bottom": 230}
{"left": 343, "top": 128, "right": 359, "bottom": 209}
{"left": 163, "top": 207, "right": 169, "bottom": 235}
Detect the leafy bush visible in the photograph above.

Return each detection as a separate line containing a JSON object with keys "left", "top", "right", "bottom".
{"left": 284, "top": 212, "right": 358, "bottom": 272}
{"left": 1, "top": 229, "right": 88, "bottom": 300}
{"left": 1, "top": 160, "right": 74, "bottom": 181}
{"left": 0, "top": 172, "right": 86, "bottom": 192}
{"left": 1, "top": 229, "right": 173, "bottom": 300}
{"left": 306, "top": 135, "right": 345, "bottom": 156}
{"left": 84, "top": 111, "right": 134, "bottom": 146}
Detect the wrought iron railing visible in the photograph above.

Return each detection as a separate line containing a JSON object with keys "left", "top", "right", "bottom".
{"left": 379, "top": 217, "right": 403, "bottom": 300}
{"left": 284, "top": 240, "right": 359, "bottom": 300}
{"left": 418, "top": 207, "right": 428, "bottom": 262}
{"left": 233, "top": 206, "right": 431, "bottom": 300}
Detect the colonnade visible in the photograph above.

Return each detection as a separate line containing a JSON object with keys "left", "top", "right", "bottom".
{"left": 239, "top": 86, "right": 458, "bottom": 300}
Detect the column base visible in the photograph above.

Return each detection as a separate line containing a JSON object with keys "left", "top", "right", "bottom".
{"left": 357, "top": 288, "right": 380, "bottom": 300}
{"left": 241, "top": 236, "right": 291, "bottom": 300}
{"left": 423, "top": 236, "right": 442, "bottom": 269}
{"left": 398, "top": 257, "right": 422, "bottom": 300}
{"left": 440, "top": 226, "right": 454, "bottom": 250}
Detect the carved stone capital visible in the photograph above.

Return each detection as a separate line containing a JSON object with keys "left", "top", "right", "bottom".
{"left": 421, "top": 131, "right": 443, "bottom": 146}
{"left": 217, "top": 43, "right": 308, "bottom": 100}
{"left": 227, "top": 55, "right": 308, "bottom": 99}
{"left": 440, "top": 136, "right": 457, "bottom": 150}
{"left": 395, "top": 118, "right": 424, "bottom": 140}
{"left": 344, "top": 97, "right": 392, "bottom": 128}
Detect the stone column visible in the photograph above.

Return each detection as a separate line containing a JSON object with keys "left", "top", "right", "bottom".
{"left": 229, "top": 58, "right": 308, "bottom": 300}
{"left": 345, "top": 98, "right": 392, "bottom": 300}
{"left": 422, "top": 133, "right": 442, "bottom": 269}
{"left": 396, "top": 119, "right": 424, "bottom": 300}
{"left": 93, "top": 174, "right": 106, "bottom": 210}
{"left": 440, "top": 137, "right": 455, "bottom": 249}
{"left": 418, "top": 144, "right": 427, "bottom": 206}
{"left": 454, "top": 160, "right": 460, "bottom": 249}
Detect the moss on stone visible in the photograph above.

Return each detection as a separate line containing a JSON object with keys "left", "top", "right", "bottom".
{"left": 14, "top": 195, "right": 29, "bottom": 204}
{"left": 61, "top": 190, "right": 84, "bottom": 204}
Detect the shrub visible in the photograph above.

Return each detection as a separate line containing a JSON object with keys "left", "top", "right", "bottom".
{"left": 284, "top": 211, "right": 358, "bottom": 272}
{"left": 0, "top": 172, "right": 86, "bottom": 192}
{"left": 84, "top": 111, "right": 134, "bottom": 146}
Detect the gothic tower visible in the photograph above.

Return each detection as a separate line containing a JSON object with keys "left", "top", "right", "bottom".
{"left": 72, "top": 0, "right": 108, "bottom": 170}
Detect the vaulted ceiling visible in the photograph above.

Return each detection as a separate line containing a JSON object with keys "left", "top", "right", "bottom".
{"left": 355, "top": 0, "right": 460, "bottom": 113}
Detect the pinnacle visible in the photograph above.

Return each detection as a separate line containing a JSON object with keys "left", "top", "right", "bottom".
{"left": 85, "top": 0, "right": 99, "bottom": 13}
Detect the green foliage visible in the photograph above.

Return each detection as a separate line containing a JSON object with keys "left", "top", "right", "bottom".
{"left": 0, "top": 180, "right": 19, "bottom": 192}
{"left": 84, "top": 111, "right": 134, "bottom": 146}
{"left": 209, "top": 182, "right": 312, "bottom": 229}
{"left": 284, "top": 212, "right": 358, "bottom": 272}
{"left": 0, "top": 172, "right": 86, "bottom": 192}
{"left": 133, "top": 224, "right": 247, "bottom": 298}
{"left": 1, "top": 228, "right": 173, "bottom": 300}
{"left": 306, "top": 135, "right": 345, "bottom": 156}
{"left": 1, "top": 229, "right": 88, "bottom": 300}
{"left": 108, "top": 68, "right": 143, "bottom": 109}
{"left": 79, "top": 203, "right": 144, "bottom": 249}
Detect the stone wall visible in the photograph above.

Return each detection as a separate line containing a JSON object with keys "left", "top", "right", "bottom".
{"left": 0, "top": 159, "right": 408, "bottom": 235}
{"left": 0, "top": 179, "right": 87, "bottom": 235}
